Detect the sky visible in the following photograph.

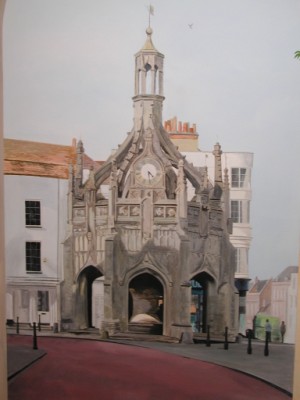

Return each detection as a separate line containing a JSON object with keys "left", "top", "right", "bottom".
{"left": 3, "top": 0, "right": 300, "bottom": 279}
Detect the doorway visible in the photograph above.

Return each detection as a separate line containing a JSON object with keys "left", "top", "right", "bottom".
{"left": 190, "top": 272, "right": 214, "bottom": 333}
{"left": 128, "top": 273, "right": 163, "bottom": 334}
{"left": 76, "top": 266, "right": 102, "bottom": 328}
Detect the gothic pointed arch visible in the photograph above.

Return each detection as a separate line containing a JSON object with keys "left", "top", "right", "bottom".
{"left": 75, "top": 265, "right": 103, "bottom": 329}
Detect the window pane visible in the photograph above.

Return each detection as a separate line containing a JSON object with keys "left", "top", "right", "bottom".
{"left": 240, "top": 168, "right": 246, "bottom": 187}
{"left": 234, "top": 248, "right": 241, "bottom": 272}
{"left": 231, "top": 168, "right": 247, "bottom": 188}
{"left": 231, "top": 201, "right": 239, "bottom": 223}
{"left": 26, "top": 242, "right": 41, "bottom": 272}
{"left": 25, "top": 201, "right": 41, "bottom": 226}
{"left": 231, "top": 168, "right": 239, "bottom": 188}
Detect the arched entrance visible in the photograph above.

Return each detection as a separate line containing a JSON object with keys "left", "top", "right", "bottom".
{"left": 128, "top": 273, "right": 163, "bottom": 335}
{"left": 76, "top": 266, "right": 102, "bottom": 329}
{"left": 190, "top": 272, "right": 214, "bottom": 333}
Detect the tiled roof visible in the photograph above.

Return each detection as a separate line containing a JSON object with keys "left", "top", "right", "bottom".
{"left": 3, "top": 138, "right": 102, "bottom": 179}
{"left": 275, "top": 266, "right": 298, "bottom": 282}
{"left": 249, "top": 279, "right": 269, "bottom": 293}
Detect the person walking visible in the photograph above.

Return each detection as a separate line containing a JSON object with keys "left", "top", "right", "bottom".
{"left": 280, "top": 321, "right": 286, "bottom": 343}
{"left": 265, "top": 319, "right": 272, "bottom": 342}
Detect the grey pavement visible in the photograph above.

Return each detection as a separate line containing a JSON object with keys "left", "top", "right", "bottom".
{"left": 115, "top": 339, "right": 294, "bottom": 396}
{"left": 7, "top": 329, "right": 294, "bottom": 397}
{"left": 7, "top": 343, "right": 46, "bottom": 380}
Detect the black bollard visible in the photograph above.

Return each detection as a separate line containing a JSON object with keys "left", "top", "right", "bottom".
{"left": 38, "top": 314, "right": 41, "bottom": 332}
{"left": 247, "top": 331, "right": 252, "bottom": 355}
{"left": 16, "top": 316, "right": 19, "bottom": 335}
{"left": 264, "top": 331, "right": 269, "bottom": 356}
{"left": 33, "top": 322, "right": 38, "bottom": 350}
{"left": 224, "top": 326, "right": 229, "bottom": 350}
{"left": 206, "top": 324, "right": 211, "bottom": 347}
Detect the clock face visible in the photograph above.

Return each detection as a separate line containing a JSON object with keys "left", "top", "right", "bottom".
{"left": 135, "top": 158, "right": 162, "bottom": 186}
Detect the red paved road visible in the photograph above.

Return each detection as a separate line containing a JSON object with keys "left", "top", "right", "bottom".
{"left": 8, "top": 335, "right": 290, "bottom": 400}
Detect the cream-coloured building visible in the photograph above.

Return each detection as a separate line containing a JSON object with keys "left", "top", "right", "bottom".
{"left": 4, "top": 139, "right": 73, "bottom": 329}
{"left": 245, "top": 266, "right": 298, "bottom": 343}
{"left": 4, "top": 139, "right": 100, "bottom": 330}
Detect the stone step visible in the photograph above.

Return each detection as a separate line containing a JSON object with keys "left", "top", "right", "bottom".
{"left": 110, "top": 332, "right": 180, "bottom": 343}
{"left": 7, "top": 321, "right": 53, "bottom": 331}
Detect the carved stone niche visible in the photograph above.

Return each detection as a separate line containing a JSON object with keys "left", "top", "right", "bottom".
{"left": 187, "top": 206, "right": 200, "bottom": 226}
{"left": 73, "top": 208, "right": 85, "bottom": 220}
{"left": 117, "top": 205, "right": 129, "bottom": 217}
{"left": 166, "top": 207, "right": 176, "bottom": 218}
{"left": 95, "top": 206, "right": 108, "bottom": 217}
{"left": 153, "top": 190, "right": 166, "bottom": 202}
{"left": 154, "top": 206, "right": 165, "bottom": 218}
{"left": 129, "top": 205, "right": 141, "bottom": 217}
{"left": 128, "top": 189, "right": 142, "bottom": 199}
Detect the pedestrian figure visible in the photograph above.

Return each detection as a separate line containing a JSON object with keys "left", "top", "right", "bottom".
{"left": 280, "top": 321, "right": 286, "bottom": 343}
{"left": 265, "top": 319, "right": 272, "bottom": 342}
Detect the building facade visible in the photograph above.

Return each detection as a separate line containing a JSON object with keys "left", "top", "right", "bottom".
{"left": 4, "top": 139, "right": 101, "bottom": 330}
{"left": 245, "top": 266, "right": 298, "bottom": 343}
{"left": 61, "top": 26, "right": 238, "bottom": 340}
{"left": 4, "top": 139, "right": 75, "bottom": 329}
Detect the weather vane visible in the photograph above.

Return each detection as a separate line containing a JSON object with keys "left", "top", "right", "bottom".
{"left": 148, "top": 4, "right": 154, "bottom": 27}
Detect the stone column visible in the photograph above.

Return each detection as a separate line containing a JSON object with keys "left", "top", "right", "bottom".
{"left": 159, "top": 70, "right": 163, "bottom": 96}
{"left": 101, "top": 236, "right": 120, "bottom": 336}
{"left": 135, "top": 69, "right": 139, "bottom": 96}
{"left": 170, "top": 239, "right": 193, "bottom": 342}
{"left": 151, "top": 69, "right": 155, "bottom": 94}
{"left": 141, "top": 69, "right": 146, "bottom": 94}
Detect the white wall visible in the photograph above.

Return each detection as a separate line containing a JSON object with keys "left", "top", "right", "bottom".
{"left": 286, "top": 272, "right": 298, "bottom": 344}
{"left": 183, "top": 150, "right": 253, "bottom": 280}
{"left": 5, "top": 174, "right": 68, "bottom": 327}
{"left": 5, "top": 175, "right": 68, "bottom": 279}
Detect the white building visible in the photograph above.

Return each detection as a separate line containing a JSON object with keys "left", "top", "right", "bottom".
{"left": 4, "top": 139, "right": 101, "bottom": 330}
{"left": 4, "top": 139, "right": 74, "bottom": 329}
{"left": 166, "top": 117, "right": 253, "bottom": 333}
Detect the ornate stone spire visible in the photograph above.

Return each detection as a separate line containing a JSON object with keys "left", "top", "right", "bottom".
{"left": 133, "top": 26, "right": 165, "bottom": 131}
{"left": 75, "top": 140, "right": 84, "bottom": 197}
{"left": 141, "top": 26, "right": 157, "bottom": 52}
{"left": 213, "top": 142, "right": 223, "bottom": 184}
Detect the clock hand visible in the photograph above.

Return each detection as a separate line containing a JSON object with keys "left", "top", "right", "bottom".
{"left": 148, "top": 171, "right": 154, "bottom": 179}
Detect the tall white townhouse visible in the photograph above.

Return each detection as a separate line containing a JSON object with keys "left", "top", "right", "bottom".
{"left": 4, "top": 139, "right": 98, "bottom": 329}
{"left": 166, "top": 117, "right": 253, "bottom": 334}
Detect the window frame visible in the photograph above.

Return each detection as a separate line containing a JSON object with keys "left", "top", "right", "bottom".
{"left": 25, "top": 241, "right": 41, "bottom": 273}
{"left": 25, "top": 200, "right": 41, "bottom": 227}
{"left": 231, "top": 168, "right": 247, "bottom": 188}
{"left": 230, "top": 200, "right": 250, "bottom": 224}
{"left": 234, "top": 248, "right": 241, "bottom": 273}
{"left": 231, "top": 200, "right": 243, "bottom": 223}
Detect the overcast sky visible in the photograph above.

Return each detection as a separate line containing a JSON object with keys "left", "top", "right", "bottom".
{"left": 3, "top": 0, "right": 300, "bottom": 279}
